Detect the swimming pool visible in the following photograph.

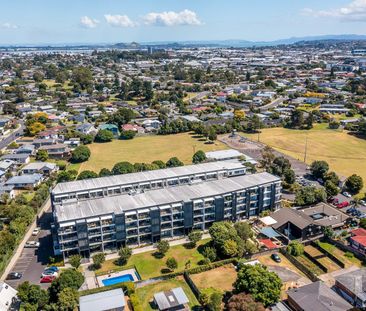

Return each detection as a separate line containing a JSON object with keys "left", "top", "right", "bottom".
{"left": 101, "top": 274, "right": 134, "bottom": 286}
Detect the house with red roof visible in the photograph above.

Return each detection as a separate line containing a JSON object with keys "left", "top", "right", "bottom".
{"left": 121, "top": 124, "right": 145, "bottom": 134}
{"left": 350, "top": 228, "right": 366, "bottom": 254}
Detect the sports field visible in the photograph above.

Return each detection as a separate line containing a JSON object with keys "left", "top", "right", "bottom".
{"left": 79, "top": 133, "right": 227, "bottom": 172}
{"left": 243, "top": 124, "right": 366, "bottom": 190}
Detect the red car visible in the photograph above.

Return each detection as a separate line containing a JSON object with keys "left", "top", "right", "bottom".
{"left": 40, "top": 275, "right": 56, "bottom": 283}
{"left": 336, "top": 201, "right": 349, "bottom": 209}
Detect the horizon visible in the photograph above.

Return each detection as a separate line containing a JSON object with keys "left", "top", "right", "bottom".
{"left": 0, "top": 0, "right": 366, "bottom": 45}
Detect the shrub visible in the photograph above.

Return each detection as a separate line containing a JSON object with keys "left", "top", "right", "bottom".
{"left": 166, "top": 257, "right": 178, "bottom": 271}
{"left": 156, "top": 240, "right": 170, "bottom": 256}
{"left": 130, "top": 293, "right": 143, "bottom": 311}
{"left": 202, "top": 246, "right": 217, "bottom": 262}
{"left": 117, "top": 246, "right": 132, "bottom": 266}
{"left": 287, "top": 241, "right": 304, "bottom": 257}
{"left": 69, "top": 254, "right": 81, "bottom": 269}
{"left": 92, "top": 253, "right": 105, "bottom": 270}
{"left": 95, "top": 129, "right": 114, "bottom": 143}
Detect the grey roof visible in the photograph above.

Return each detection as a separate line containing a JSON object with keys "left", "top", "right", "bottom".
{"left": 0, "top": 160, "right": 14, "bottom": 171}
{"left": 271, "top": 208, "right": 313, "bottom": 230}
{"left": 79, "top": 288, "right": 125, "bottom": 311}
{"left": 335, "top": 268, "right": 366, "bottom": 295}
{"left": 52, "top": 161, "right": 246, "bottom": 195}
{"left": 205, "top": 149, "right": 244, "bottom": 160}
{"left": 300, "top": 203, "right": 350, "bottom": 227}
{"left": 55, "top": 172, "right": 280, "bottom": 222}
{"left": 153, "top": 287, "right": 189, "bottom": 310}
{"left": 5, "top": 174, "right": 43, "bottom": 185}
{"left": 287, "top": 281, "right": 352, "bottom": 311}
{"left": 21, "top": 162, "right": 56, "bottom": 171}
{"left": 1, "top": 154, "right": 29, "bottom": 160}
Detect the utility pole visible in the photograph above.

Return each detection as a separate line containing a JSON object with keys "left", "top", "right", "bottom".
{"left": 303, "top": 135, "right": 308, "bottom": 163}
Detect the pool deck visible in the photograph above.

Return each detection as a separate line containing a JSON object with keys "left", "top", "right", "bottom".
{"left": 97, "top": 268, "right": 139, "bottom": 287}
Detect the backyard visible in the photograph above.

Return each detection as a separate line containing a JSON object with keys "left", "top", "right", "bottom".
{"left": 136, "top": 277, "right": 200, "bottom": 311}
{"left": 242, "top": 123, "right": 366, "bottom": 191}
{"left": 304, "top": 245, "right": 341, "bottom": 273}
{"left": 189, "top": 264, "right": 237, "bottom": 292}
{"left": 79, "top": 133, "right": 227, "bottom": 173}
{"left": 96, "top": 239, "right": 210, "bottom": 280}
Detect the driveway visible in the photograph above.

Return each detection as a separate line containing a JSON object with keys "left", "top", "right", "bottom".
{"left": 6, "top": 210, "right": 54, "bottom": 289}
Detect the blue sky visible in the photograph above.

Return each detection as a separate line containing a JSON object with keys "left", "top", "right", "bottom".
{"left": 0, "top": 0, "right": 365, "bottom": 44}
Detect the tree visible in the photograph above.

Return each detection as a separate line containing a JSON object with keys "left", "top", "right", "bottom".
{"left": 260, "top": 146, "right": 275, "bottom": 170}
{"left": 223, "top": 239, "right": 239, "bottom": 257}
{"left": 71, "top": 145, "right": 91, "bottom": 163}
{"left": 108, "top": 108, "right": 135, "bottom": 127}
{"left": 234, "top": 264, "right": 282, "bottom": 307}
{"left": 166, "top": 257, "right": 178, "bottom": 271}
{"left": 49, "top": 269, "right": 84, "bottom": 302}
{"left": 324, "top": 180, "right": 339, "bottom": 197}
{"left": 36, "top": 149, "right": 48, "bottom": 162}
{"left": 234, "top": 222, "right": 253, "bottom": 241}
{"left": 295, "top": 186, "right": 326, "bottom": 206}
{"left": 188, "top": 230, "right": 202, "bottom": 247}
{"left": 360, "top": 218, "right": 366, "bottom": 229}
{"left": 192, "top": 150, "right": 207, "bottom": 164}
{"left": 33, "top": 71, "right": 44, "bottom": 83}
{"left": 310, "top": 160, "right": 329, "bottom": 179}
{"left": 57, "top": 170, "right": 78, "bottom": 183}
{"left": 99, "top": 168, "right": 112, "bottom": 177}
{"left": 323, "top": 226, "right": 335, "bottom": 239}
{"left": 209, "top": 222, "right": 240, "bottom": 258}
{"left": 58, "top": 287, "right": 79, "bottom": 311}
{"left": 17, "top": 281, "right": 49, "bottom": 309}
{"left": 77, "top": 170, "right": 98, "bottom": 180}
{"left": 166, "top": 157, "right": 184, "bottom": 167}
{"left": 92, "top": 253, "right": 105, "bottom": 270}
{"left": 112, "top": 161, "right": 135, "bottom": 175}
{"left": 26, "top": 121, "right": 46, "bottom": 136}
{"left": 287, "top": 241, "right": 304, "bottom": 257}
{"left": 118, "top": 246, "right": 132, "bottom": 265}
{"left": 325, "top": 171, "right": 340, "bottom": 185}
{"left": 283, "top": 168, "right": 295, "bottom": 184}
{"left": 152, "top": 160, "right": 166, "bottom": 169}
{"left": 345, "top": 174, "right": 364, "bottom": 194}
{"left": 208, "top": 127, "right": 217, "bottom": 142}
{"left": 95, "top": 129, "right": 114, "bottom": 143}
{"left": 72, "top": 66, "right": 93, "bottom": 90}
{"left": 156, "top": 240, "right": 170, "bottom": 256}
{"left": 202, "top": 246, "right": 217, "bottom": 262}
{"left": 227, "top": 293, "right": 265, "bottom": 311}
{"left": 120, "top": 130, "right": 136, "bottom": 140}
{"left": 207, "top": 291, "right": 223, "bottom": 311}
{"left": 69, "top": 254, "right": 81, "bottom": 269}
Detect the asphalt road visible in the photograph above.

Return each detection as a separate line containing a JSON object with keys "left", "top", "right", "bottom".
{"left": 259, "top": 96, "right": 286, "bottom": 112}
{"left": 6, "top": 210, "right": 53, "bottom": 289}
{"left": 0, "top": 121, "right": 24, "bottom": 150}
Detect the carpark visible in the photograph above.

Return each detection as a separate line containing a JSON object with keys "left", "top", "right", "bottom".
{"left": 6, "top": 211, "right": 53, "bottom": 289}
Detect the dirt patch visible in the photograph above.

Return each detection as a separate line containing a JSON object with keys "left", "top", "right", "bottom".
{"left": 304, "top": 245, "right": 342, "bottom": 273}
{"left": 190, "top": 264, "right": 237, "bottom": 292}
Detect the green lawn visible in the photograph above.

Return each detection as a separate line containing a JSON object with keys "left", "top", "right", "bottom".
{"left": 79, "top": 133, "right": 227, "bottom": 173}
{"left": 136, "top": 278, "right": 200, "bottom": 311}
{"left": 96, "top": 239, "right": 209, "bottom": 280}
{"left": 243, "top": 123, "right": 366, "bottom": 192}
{"left": 317, "top": 241, "right": 364, "bottom": 267}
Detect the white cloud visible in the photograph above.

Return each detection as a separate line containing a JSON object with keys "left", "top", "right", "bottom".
{"left": 104, "top": 14, "right": 136, "bottom": 27}
{"left": 1, "top": 22, "right": 18, "bottom": 29}
{"left": 143, "top": 9, "right": 202, "bottom": 27}
{"left": 80, "top": 16, "right": 99, "bottom": 28}
{"left": 303, "top": 0, "right": 366, "bottom": 22}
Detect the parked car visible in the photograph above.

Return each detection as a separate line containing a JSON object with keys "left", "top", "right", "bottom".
{"left": 343, "top": 192, "right": 352, "bottom": 198}
{"left": 271, "top": 253, "right": 281, "bottom": 263}
{"left": 32, "top": 227, "right": 40, "bottom": 236}
{"left": 346, "top": 207, "right": 357, "bottom": 215}
{"left": 25, "top": 241, "right": 40, "bottom": 248}
{"left": 46, "top": 266, "right": 59, "bottom": 273}
{"left": 328, "top": 197, "right": 339, "bottom": 205}
{"left": 41, "top": 270, "right": 58, "bottom": 278}
{"left": 360, "top": 200, "right": 366, "bottom": 207}
{"left": 6, "top": 272, "right": 22, "bottom": 280}
{"left": 40, "top": 275, "right": 56, "bottom": 283}
{"left": 336, "top": 201, "right": 349, "bottom": 209}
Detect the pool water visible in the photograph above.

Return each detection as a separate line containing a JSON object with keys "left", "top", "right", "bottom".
{"left": 102, "top": 274, "right": 134, "bottom": 286}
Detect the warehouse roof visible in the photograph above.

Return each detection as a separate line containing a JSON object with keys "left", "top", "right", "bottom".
{"left": 52, "top": 160, "right": 245, "bottom": 195}
{"left": 55, "top": 172, "right": 280, "bottom": 222}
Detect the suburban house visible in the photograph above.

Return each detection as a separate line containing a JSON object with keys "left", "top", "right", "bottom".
{"left": 21, "top": 162, "right": 58, "bottom": 176}
{"left": 32, "top": 138, "right": 57, "bottom": 148}
{"left": 98, "top": 124, "right": 120, "bottom": 137}
{"left": 121, "top": 124, "right": 145, "bottom": 134}
{"left": 335, "top": 268, "right": 366, "bottom": 308}
{"left": 79, "top": 288, "right": 125, "bottom": 311}
{"left": 153, "top": 287, "right": 189, "bottom": 311}
{"left": 15, "top": 144, "right": 35, "bottom": 155}
{"left": 39, "top": 144, "right": 70, "bottom": 159}
{"left": 269, "top": 203, "right": 349, "bottom": 240}
{"left": 0, "top": 159, "right": 15, "bottom": 175}
{"left": 0, "top": 184, "right": 15, "bottom": 200}
{"left": 287, "top": 281, "right": 352, "bottom": 311}
{"left": 75, "top": 123, "right": 97, "bottom": 135}
{"left": 0, "top": 154, "right": 30, "bottom": 165}
{"left": 5, "top": 174, "right": 43, "bottom": 189}
{"left": 0, "top": 282, "right": 19, "bottom": 311}
{"left": 349, "top": 228, "right": 366, "bottom": 255}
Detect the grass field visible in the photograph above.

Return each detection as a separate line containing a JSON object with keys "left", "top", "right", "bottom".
{"left": 96, "top": 239, "right": 209, "bottom": 280}
{"left": 296, "top": 254, "right": 325, "bottom": 275}
{"left": 136, "top": 277, "right": 200, "bottom": 311}
{"left": 317, "top": 241, "right": 364, "bottom": 268}
{"left": 304, "top": 245, "right": 341, "bottom": 273}
{"left": 79, "top": 133, "right": 227, "bottom": 173}
{"left": 189, "top": 264, "right": 237, "bottom": 292}
{"left": 243, "top": 124, "right": 366, "bottom": 191}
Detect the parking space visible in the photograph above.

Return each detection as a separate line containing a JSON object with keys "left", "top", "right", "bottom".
{"left": 6, "top": 211, "right": 54, "bottom": 289}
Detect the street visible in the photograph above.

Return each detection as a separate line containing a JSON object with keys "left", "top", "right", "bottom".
{"left": 0, "top": 121, "right": 24, "bottom": 150}
{"left": 6, "top": 210, "right": 53, "bottom": 289}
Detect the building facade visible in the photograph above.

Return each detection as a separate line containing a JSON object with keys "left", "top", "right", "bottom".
{"left": 51, "top": 162, "right": 281, "bottom": 258}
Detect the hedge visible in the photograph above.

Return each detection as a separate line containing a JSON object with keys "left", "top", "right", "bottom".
{"left": 130, "top": 293, "right": 143, "bottom": 311}
{"left": 79, "top": 281, "right": 135, "bottom": 297}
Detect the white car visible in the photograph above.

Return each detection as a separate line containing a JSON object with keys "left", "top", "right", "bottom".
{"left": 343, "top": 192, "right": 352, "bottom": 198}
{"left": 41, "top": 270, "right": 58, "bottom": 278}
{"left": 25, "top": 241, "right": 40, "bottom": 248}
{"left": 360, "top": 200, "right": 366, "bottom": 207}
{"left": 32, "top": 228, "right": 40, "bottom": 236}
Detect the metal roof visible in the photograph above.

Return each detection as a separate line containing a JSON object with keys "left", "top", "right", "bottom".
{"left": 205, "top": 149, "right": 244, "bottom": 160}
{"left": 79, "top": 288, "right": 125, "bottom": 311}
{"left": 52, "top": 160, "right": 245, "bottom": 195}
{"left": 55, "top": 172, "right": 280, "bottom": 222}
{"left": 153, "top": 287, "right": 189, "bottom": 310}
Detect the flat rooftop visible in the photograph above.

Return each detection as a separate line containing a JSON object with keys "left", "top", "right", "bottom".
{"left": 52, "top": 160, "right": 244, "bottom": 195}
{"left": 55, "top": 172, "right": 280, "bottom": 223}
